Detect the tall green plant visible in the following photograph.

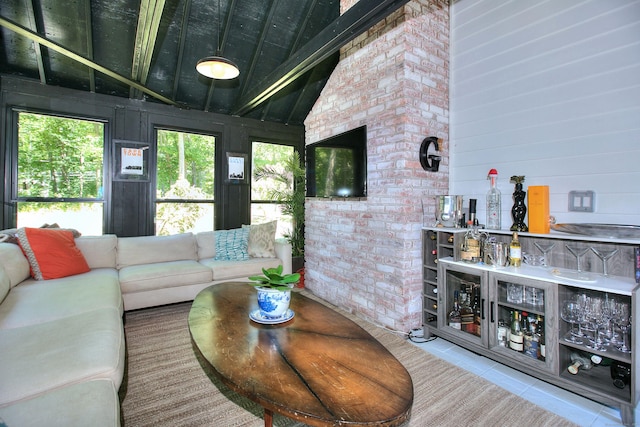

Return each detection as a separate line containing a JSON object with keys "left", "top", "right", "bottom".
{"left": 254, "top": 151, "right": 305, "bottom": 258}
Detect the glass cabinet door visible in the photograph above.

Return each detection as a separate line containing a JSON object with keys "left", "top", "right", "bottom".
{"left": 489, "top": 272, "right": 556, "bottom": 374}
{"left": 438, "top": 261, "right": 488, "bottom": 347}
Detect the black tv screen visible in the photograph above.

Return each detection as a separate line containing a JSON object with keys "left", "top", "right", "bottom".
{"left": 306, "top": 126, "right": 367, "bottom": 198}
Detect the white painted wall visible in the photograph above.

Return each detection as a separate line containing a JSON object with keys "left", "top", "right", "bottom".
{"left": 449, "top": 0, "right": 640, "bottom": 228}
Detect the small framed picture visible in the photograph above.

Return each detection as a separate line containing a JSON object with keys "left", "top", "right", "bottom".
{"left": 226, "top": 152, "right": 248, "bottom": 184}
{"left": 113, "top": 140, "right": 150, "bottom": 181}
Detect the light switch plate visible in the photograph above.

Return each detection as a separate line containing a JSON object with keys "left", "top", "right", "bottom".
{"left": 569, "top": 191, "right": 595, "bottom": 212}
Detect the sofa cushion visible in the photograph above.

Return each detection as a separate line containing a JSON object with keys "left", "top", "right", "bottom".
{"left": 16, "top": 228, "right": 90, "bottom": 280}
{"left": 75, "top": 235, "right": 118, "bottom": 269}
{"left": 243, "top": 220, "right": 277, "bottom": 258}
{"left": 196, "top": 231, "right": 216, "bottom": 259}
{"left": 200, "top": 256, "right": 281, "bottom": 281}
{"left": 0, "top": 243, "right": 33, "bottom": 287}
{"left": 119, "top": 260, "right": 213, "bottom": 293}
{"left": 117, "top": 233, "right": 197, "bottom": 268}
{"left": 0, "top": 379, "right": 120, "bottom": 427}
{"left": 0, "top": 307, "right": 125, "bottom": 406}
{"left": 0, "top": 268, "right": 9, "bottom": 304}
{"left": 0, "top": 269, "right": 122, "bottom": 329}
{"left": 214, "top": 227, "right": 250, "bottom": 261}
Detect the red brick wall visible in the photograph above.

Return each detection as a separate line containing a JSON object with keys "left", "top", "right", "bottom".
{"left": 304, "top": 0, "right": 450, "bottom": 332}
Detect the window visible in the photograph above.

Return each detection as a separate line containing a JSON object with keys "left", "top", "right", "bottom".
{"left": 16, "top": 112, "right": 105, "bottom": 235}
{"left": 155, "top": 129, "right": 216, "bottom": 235}
{"left": 251, "top": 142, "right": 295, "bottom": 238}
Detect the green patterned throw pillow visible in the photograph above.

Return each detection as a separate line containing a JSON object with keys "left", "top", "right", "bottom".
{"left": 214, "top": 227, "right": 250, "bottom": 261}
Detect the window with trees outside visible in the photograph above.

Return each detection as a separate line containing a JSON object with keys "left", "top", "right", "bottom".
{"left": 16, "top": 111, "right": 105, "bottom": 235}
{"left": 251, "top": 142, "right": 295, "bottom": 239}
{"left": 155, "top": 129, "right": 216, "bottom": 235}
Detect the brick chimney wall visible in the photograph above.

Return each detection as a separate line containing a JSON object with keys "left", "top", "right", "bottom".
{"left": 303, "top": 0, "right": 450, "bottom": 332}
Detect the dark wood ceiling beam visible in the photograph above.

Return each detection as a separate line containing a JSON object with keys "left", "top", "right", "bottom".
{"left": 232, "top": 0, "right": 409, "bottom": 117}
{"left": 259, "top": 0, "right": 318, "bottom": 120}
{"left": 130, "top": 0, "right": 166, "bottom": 99}
{"left": 24, "top": 0, "right": 45, "bottom": 84}
{"left": 83, "top": 0, "right": 96, "bottom": 92}
{"left": 238, "top": 0, "right": 279, "bottom": 98}
{"left": 171, "top": 0, "right": 192, "bottom": 100}
{"left": 0, "top": 16, "right": 178, "bottom": 106}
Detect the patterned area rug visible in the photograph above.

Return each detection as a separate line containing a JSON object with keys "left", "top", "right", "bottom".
{"left": 119, "top": 295, "right": 578, "bottom": 427}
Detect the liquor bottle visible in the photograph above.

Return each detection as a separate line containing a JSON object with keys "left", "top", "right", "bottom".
{"left": 486, "top": 169, "right": 501, "bottom": 229}
{"left": 536, "top": 315, "right": 545, "bottom": 361}
{"left": 509, "top": 310, "right": 524, "bottom": 352}
{"left": 509, "top": 232, "right": 522, "bottom": 267}
{"left": 460, "top": 290, "right": 475, "bottom": 333}
{"left": 567, "top": 352, "right": 593, "bottom": 374}
{"left": 497, "top": 319, "right": 509, "bottom": 347}
{"left": 472, "top": 286, "right": 481, "bottom": 336}
{"left": 523, "top": 314, "right": 538, "bottom": 359}
{"left": 448, "top": 291, "right": 462, "bottom": 330}
{"left": 583, "top": 352, "right": 611, "bottom": 366}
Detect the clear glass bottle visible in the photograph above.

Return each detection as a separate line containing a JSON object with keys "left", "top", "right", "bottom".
{"left": 497, "top": 319, "right": 509, "bottom": 347}
{"left": 509, "top": 232, "right": 522, "bottom": 267}
{"left": 486, "top": 169, "right": 501, "bottom": 229}
{"left": 448, "top": 290, "right": 462, "bottom": 330}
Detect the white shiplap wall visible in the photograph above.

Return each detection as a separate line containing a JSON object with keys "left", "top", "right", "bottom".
{"left": 449, "top": 0, "right": 640, "bottom": 227}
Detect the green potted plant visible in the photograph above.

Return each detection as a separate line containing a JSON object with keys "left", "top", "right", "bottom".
{"left": 248, "top": 265, "right": 301, "bottom": 291}
{"left": 248, "top": 265, "right": 300, "bottom": 321}
{"left": 254, "top": 151, "right": 305, "bottom": 271}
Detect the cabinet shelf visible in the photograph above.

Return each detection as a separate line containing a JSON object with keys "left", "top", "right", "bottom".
{"left": 558, "top": 340, "right": 632, "bottom": 365}
{"left": 559, "top": 367, "right": 630, "bottom": 402}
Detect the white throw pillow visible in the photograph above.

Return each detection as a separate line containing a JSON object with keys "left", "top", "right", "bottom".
{"left": 243, "top": 221, "right": 277, "bottom": 258}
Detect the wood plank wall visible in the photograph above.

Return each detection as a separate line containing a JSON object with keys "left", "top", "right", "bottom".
{"left": 449, "top": 0, "right": 640, "bottom": 228}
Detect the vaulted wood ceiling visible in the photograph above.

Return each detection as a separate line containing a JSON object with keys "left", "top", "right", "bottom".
{"left": 0, "top": 0, "right": 408, "bottom": 125}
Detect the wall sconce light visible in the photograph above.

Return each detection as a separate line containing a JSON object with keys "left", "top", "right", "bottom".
{"left": 419, "top": 136, "right": 441, "bottom": 172}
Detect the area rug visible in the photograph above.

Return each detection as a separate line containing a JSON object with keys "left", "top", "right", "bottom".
{"left": 119, "top": 295, "right": 578, "bottom": 427}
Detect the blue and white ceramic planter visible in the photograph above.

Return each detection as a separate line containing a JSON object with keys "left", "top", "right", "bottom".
{"left": 256, "top": 287, "right": 292, "bottom": 319}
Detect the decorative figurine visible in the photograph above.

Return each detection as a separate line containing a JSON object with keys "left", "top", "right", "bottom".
{"left": 510, "top": 175, "right": 528, "bottom": 232}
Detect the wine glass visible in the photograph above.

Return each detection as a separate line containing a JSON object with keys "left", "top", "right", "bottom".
{"left": 534, "top": 241, "right": 556, "bottom": 267}
{"left": 583, "top": 296, "right": 610, "bottom": 352}
{"left": 613, "top": 302, "right": 632, "bottom": 353}
{"left": 590, "top": 247, "right": 619, "bottom": 276}
{"left": 565, "top": 244, "right": 590, "bottom": 272}
{"left": 561, "top": 300, "right": 583, "bottom": 344}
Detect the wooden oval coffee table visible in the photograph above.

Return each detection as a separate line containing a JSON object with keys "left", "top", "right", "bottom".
{"left": 188, "top": 282, "right": 413, "bottom": 427}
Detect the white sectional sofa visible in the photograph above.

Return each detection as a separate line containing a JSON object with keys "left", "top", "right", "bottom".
{"left": 0, "top": 227, "right": 291, "bottom": 427}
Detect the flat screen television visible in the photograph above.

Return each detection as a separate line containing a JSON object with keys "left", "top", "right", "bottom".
{"left": 306, "top": 126, "right": 367, "bottom": 198}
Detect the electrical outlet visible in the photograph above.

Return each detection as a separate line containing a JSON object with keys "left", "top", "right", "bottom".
{"left": 568, "top": 191, "right": 595, "bottom": 212}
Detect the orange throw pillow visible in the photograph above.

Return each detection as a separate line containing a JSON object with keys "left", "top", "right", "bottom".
{"left": 16, "top": 227, "right": 90, "bottom": 280}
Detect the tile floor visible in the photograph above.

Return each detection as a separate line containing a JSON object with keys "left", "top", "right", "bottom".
{"left": 409, "top": 333, "right": 636, "bottom": 427}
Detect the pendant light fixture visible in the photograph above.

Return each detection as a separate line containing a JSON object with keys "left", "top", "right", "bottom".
{"left": 196, "top": 0, "right": 239, "bottom": 79}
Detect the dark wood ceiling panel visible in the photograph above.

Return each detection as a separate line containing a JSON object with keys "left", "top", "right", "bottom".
{"left": 0, "top": 0, "right": 405, "bottom": 125}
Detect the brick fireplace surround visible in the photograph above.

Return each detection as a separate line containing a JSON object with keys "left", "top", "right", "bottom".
{"left": 304, "top": 0, "right": 449, "bottom": 333}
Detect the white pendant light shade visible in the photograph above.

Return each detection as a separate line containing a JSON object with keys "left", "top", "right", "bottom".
{"left": 196, "top": 55, "right": 240, "bottom": 80}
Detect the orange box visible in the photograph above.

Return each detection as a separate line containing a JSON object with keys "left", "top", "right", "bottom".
{"left": 528, "top": 186, "right": 550, "bottom": 234}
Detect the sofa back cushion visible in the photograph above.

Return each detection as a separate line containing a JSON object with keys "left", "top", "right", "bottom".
{"left": 0, "top": 243, "right": 31, "bottom": 287}
{"left": 75, "top": 235, "right": 118, "bottom": 269}
{"left": 195, "top": 231, "right": 216, "bottom": 260}
{"left": 0, "top": 268, "right": 10, "bottom": 304}
{"left": 117, "top": 233, "right": 197, "bottom": 269}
